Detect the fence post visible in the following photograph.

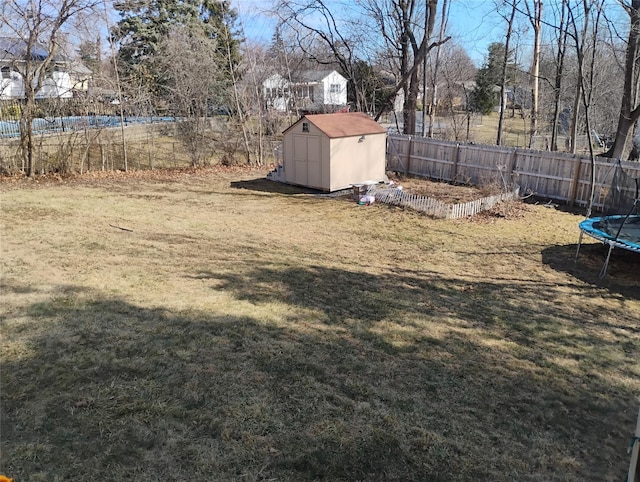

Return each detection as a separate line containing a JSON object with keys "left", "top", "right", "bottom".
{"left": 451, "top": 143, "right": 460, "bottom": 183}
{"left": 404, "top": 136, "right": 413, "bottom": 176}
{"left": 148, "top": 134, "right": 153, "bottom": 170}
{"left": 568, "top": 154, "right": 582, "bottom": 207}
{"left": 100, "top": 144, "right": 105, "bottom": 171}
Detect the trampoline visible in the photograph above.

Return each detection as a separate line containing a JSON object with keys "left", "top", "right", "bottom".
{"left": 576, "top": 161, "right": 640, "bottom": 278}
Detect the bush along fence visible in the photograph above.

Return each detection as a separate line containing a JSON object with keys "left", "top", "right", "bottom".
{"left": 0, "top": 123, "right": 187, "bottom": 174}
{"left": 0, "top": 120, "right": 280, "bottom": 175}
{"left": 386, "top": 134, "right": 640, "bottom": 209}
{"left": 368, "top": 184, "right": 521, "bottom": 219}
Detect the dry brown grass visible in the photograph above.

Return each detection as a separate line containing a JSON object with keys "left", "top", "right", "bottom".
{"left": 1, "top": 168, "right": 639, "bottom": 481}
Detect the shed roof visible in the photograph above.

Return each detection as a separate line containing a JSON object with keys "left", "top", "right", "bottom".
{"left": 285, "top": 112, "right": 386, "bottom": 139}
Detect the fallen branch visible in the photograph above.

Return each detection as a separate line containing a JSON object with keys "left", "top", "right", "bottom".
{"left": 109, "top": 224, "right": 133, "bottom": 232}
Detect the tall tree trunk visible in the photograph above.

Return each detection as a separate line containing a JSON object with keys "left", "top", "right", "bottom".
{"left": 551, "top": 0, "right": 568, "bottom": 151}
{"left": 427, "top": 0, "right": 449, "bottom": 138}
{"left": 399, "top": 1, "right": 412, "bottom": 135}
{"left": 497, "top": 0, "right": 517, "bottom": 146}
{"left": 20, "top": 97, "right": 35, "bottom": 176}
{"left": 19, "top": 34, "right": 37, "bottom": 176}
{"left": 604, "top": 0, "right": 640, "bottom": 159}
{"left": 422, "top": 53, "right": 428, "bottom": 136}
{"left": 567, "top": 0, "right": 592, "bottom": 155}
{"left": 527, "top": 0, "right": 543, "bottom": 148}
{"left": 570, "top": 84, "right": 581, "bottom": 154}
{"left": 372, "top": 0, "right": 449, "bottom": 129}
{"left": 404, "top": 69, "right": 419, "bottom": 135}
{"left": 105, "top": 12, "right": 128, "bottom": 172}
{"left": 567, "top": 0, "right": 603, "bottom": 214}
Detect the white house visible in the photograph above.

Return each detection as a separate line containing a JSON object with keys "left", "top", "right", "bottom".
{"left": 263, "top": 69, "right": 348, "bottom": 113}
{"left": 0, "top": 37, "right": 92, "bottom": 100}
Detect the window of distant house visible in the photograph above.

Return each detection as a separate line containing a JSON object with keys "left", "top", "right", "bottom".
{"left": 330, "top": 84, "right": 340, "bottom": 94}
{"left": 1, "top": 67, "right": 11, "bottom": 79}
{"left": 302, "top": 122, "right": 309, "bottom": 132}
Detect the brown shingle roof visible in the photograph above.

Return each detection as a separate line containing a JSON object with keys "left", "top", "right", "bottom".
{"left": 285, "top": 112, "right": 386, "bottom": 138}
{"left": 308, "top": 112, "right": 386, "bottom": 138}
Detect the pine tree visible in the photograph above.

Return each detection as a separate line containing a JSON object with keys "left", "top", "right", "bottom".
{"left": 78, "top": 38, "right": 101, "bottom": 75}
{"left": 470, "top": 42, "right": 516, "bottom": 114}
{"left": 112, "top": 0, "right": 239, "bottom": 92}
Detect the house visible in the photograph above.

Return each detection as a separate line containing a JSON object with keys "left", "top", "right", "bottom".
{"left": 275, "top": 112, "right": 387, "bottom": 192}
{"left": 0, "top": 37, "right": 92, "bottom": 100}
{"left": 263, "top": 70, "right": 347, "bottom": 113}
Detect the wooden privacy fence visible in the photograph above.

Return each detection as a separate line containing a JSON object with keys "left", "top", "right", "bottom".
{"left": 386, "top": 134, "right": 640, "bottom": 208}
{"left": 369, "top": 185, "right": 520, "bottom": 219}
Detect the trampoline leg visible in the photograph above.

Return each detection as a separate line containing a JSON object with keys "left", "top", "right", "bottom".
{"left": 574, "top": 231, "right": 584, "bottom": 263}
{"left": 599, "top": 244, "right": 614, "bottom": 279}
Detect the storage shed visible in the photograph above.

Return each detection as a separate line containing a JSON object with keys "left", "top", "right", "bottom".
{"left": 281, "top": 112, "right": 387, "bottom": 192}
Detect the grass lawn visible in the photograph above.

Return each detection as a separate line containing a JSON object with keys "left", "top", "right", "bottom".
{"left": 1, "top": 168, "right": 639, "bottom": 481}
{"left": 467, "top": 112, "right": 532, "bottom": 147}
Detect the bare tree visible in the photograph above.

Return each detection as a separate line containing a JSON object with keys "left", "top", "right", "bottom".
{"left": 237, "top": 41, "right": 280, "bottom": 165}
{"left": 550, "top": 0, "right": 569, "bottom": 151}
{"left": 1, "top": 0, "right": 99, "bottom": 176}
{"left": 154, "top": 27, "right": 230, "bottom": 166}
{"left": 426, "top": 0, "right": 449, "bottom": 137}
{"left": 567, "top": 0, "right": 605, "bottom": 212}
{"left": 436, "top": 44, "right": 477, "bottom": 140}
{"left": 273, "top": 0, "right": 449, "bottom": 134}
{"left": 604, "top": 0, "right": 640, "bottom": 159}
{"left": 268, "top": 25, "right": 306, "bottom": 117}
{"left": 367, "top": 0, "right": 450, "bottom": 134}
{"left": 273, "top": 0, "right": 368, "bottom": 112}
{"left": 496, "top": 0, "right": 519, "bottom": 146}
{"left": 224, "top": 35, "right": 252, "bottom": 165}
{"left": 525, "top": 0, "right": 543, "bottom": 147}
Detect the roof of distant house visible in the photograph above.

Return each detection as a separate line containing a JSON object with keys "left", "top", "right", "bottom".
{"left": 284, "top": 112, "right": 386, "bottom": 138}
{"left": 299, "top": 70, "right": 342, "bottom": 83}
{"left": 68, "top": 61, "right": 93, "bottom": 75}
{"left": 0, "top": 37, "right": 62, "bottom": 62}
{"left": 263, "top": 69, "right": 345, "bottom": 86}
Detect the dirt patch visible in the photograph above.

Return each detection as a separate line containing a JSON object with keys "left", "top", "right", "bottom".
{"left": 387, "top": 173, "right": 504, "bottom": 204}
{"left": 463, "top": 199, "right": 533, "bottom": 223}
{"left": 384, "top": 173, "right": 523, "bottom": 220}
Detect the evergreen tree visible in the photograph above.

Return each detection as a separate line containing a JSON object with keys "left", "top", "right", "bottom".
{"left": 112, "top": 0, "right": 239, "bottom": 93}
{"left": 348, "top": 61, "right": 395, "bottom": 114}
{"left": 470, "top": 42, "right": 516, "bottom": 114}
{"left": 78, "top": 38, "right": 101, "bottom": 75}
{"left": 470, "top": 69, "right": 496, "bottom": 115}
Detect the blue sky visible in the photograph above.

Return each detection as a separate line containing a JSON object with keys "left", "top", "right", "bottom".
{"left": 233, "top": 0, "right": 516, "bottom": 66}
{"left": 233, "top": 0, "right": 630, "bottom": 67}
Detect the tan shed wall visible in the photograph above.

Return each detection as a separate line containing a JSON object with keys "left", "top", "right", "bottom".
{"left": 283, "top": 121, "right": 328, "bottom": 190}
{"left": 328, "top": 133, "right": 387, "bottom": 191}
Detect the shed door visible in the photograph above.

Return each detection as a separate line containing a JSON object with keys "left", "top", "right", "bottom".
{"left": 293, "top": 134, "right": 321, "bottom": 187}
